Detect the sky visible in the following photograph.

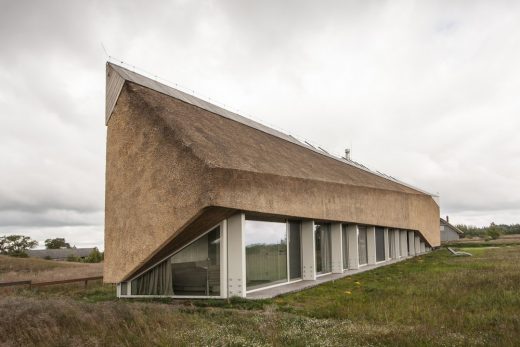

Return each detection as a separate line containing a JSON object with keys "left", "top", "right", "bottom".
{"left": 1, "top": 0, "right": 519, "bottom": 250}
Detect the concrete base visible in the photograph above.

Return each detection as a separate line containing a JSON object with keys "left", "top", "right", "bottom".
{"left": 227, "top": 213, "right": 246, "bottom": 298}
{"left": 302, "top": 221, "right": 316, "bottom": 280}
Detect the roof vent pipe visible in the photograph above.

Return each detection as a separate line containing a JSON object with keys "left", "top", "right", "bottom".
{"left": 345, "top": 148, "right": 351, "bottom": 160}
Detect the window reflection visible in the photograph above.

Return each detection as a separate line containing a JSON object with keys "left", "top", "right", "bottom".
{"left": 315, "top": 223, "right": 331, "bottom": 274}
{"left": 375, "top": 227, "right": 385, "bottom": 262}
{"left": 245, "top": 220, "right": 287, "bottom": 290}
{"left": 342, "top": 224, "right": 349, "bottom": 270}
{"left": 289, "top": 221, "right": 302, "bottom": 279}
{"left": 358, "top": 226, "right": 368, "bottom": 265}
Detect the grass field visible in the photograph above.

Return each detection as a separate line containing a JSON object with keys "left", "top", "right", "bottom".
{"left": 0, "top": 255, "right": 102, "bottom": 283}
{"left": 1, "top": 245, "right": 519, "bottom": 346}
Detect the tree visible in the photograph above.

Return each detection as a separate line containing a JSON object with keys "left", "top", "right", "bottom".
{"left": 487, "top": 223, "right": 502, "bottom": 240}
{"left": 0, "top": 235, "right": 38, "bottom": 257}
{"left": 44, "top": 238, "right": 71, "bottom": 249}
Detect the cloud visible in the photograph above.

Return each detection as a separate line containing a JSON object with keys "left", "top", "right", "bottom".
{"left": 0, "top": 0, "right": 519, "bottom": 249}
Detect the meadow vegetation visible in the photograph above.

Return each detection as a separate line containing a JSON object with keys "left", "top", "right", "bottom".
{"left": 1, "top": 245, "right": 519, "bottom": 346}
{"left": 0, "top": 255, "right": 103, "bottom": 283}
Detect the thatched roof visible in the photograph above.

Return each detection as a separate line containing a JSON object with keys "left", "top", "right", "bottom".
{"left": 106, "top": 62, "right": 437, "bottom": 198}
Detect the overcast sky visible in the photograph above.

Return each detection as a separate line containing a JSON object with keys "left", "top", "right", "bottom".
{"left": 1, "top": 0, "right": 519, "bottom": 249}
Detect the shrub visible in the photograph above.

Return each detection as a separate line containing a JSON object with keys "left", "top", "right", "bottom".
{"left": 66, "top": 255, "right": 82, "bottom": 262}
{"left": 84, "top": 249, "right": 104, "bottom": 263}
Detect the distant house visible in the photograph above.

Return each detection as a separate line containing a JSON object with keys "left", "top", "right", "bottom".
{"left": 440, "top": 217, "right": 463, "bottom": 242}
{"left": 27, "top": 247, "right": 97, "bottom": 261}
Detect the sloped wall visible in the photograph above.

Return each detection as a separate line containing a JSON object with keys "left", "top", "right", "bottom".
{"left": 104, "top": 84, "right": 211, "bottom": 283}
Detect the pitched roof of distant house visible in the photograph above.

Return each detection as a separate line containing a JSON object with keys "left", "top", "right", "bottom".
{"left": 27, "top": 248, "right": 96, "bottom": 259}
{"left": 105, "top": 62, "right": 438, "bottom": 201}
{"left": 440, "top": 218, "right": 464, "bottom": 235}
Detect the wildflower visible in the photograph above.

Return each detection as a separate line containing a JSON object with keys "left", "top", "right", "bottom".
{"left": 344, "top": 291, "right": 352, "bottom": 295}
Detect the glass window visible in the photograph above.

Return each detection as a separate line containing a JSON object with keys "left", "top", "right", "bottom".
{"left": 289, "top": 221, "right": 302, "bottom": 280}
{"left": 172, "top": 227, "right": 221, "bottom": 296}
{"left": 375, "top": 227, "right": 385, "bottom": 262}
{"left": 358, "top": 226, "right": 368, "bottom": 265}
{"left": 131, "top": 226, "right": 221, "bottom": 296}
{"left": 245, "top": 220, "right": 287, "bottom": 290}
{"left": 394, "top": 230, "right": 406, "bottom": 258}
{"left": 342, "top": 224, "right": 349, "bottom": 269}
{"left": 315, "top": 223, "right": 332, "bottom": 274}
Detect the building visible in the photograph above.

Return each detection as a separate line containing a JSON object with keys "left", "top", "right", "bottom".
{"left": 28, "top": 247, "right": 97, "bottom": 261}
{"left": 440, "top": 216, "right": 463, "bottom": 242}
{"left": 104, "top": 62, "right": 440, "bottom": 299}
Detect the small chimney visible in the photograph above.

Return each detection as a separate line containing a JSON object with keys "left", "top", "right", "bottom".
{"left": 446, "top": 215, "right": 449, "bottom": 223}
{"left": 345, "top": 148, "right": 351, "bottom": 160}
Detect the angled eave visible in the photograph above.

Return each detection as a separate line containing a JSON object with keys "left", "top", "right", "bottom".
{"left": 104, "top": 61, "right": 439, "bottom": 204}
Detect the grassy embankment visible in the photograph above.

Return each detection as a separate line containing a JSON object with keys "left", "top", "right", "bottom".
{"left": 1, "top": 244, "right": 519, "bottom": 346}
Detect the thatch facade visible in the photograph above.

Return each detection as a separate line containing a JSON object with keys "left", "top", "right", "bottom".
{"left": 104, "top": 62, "right": 439, "bottom": 285}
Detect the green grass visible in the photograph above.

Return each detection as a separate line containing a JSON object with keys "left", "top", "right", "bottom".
{"left": 273, "top": 248, "right": 520, "bottom": 345}
{"left": 1, "top": 245, "right": 520, "bottom": 346}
